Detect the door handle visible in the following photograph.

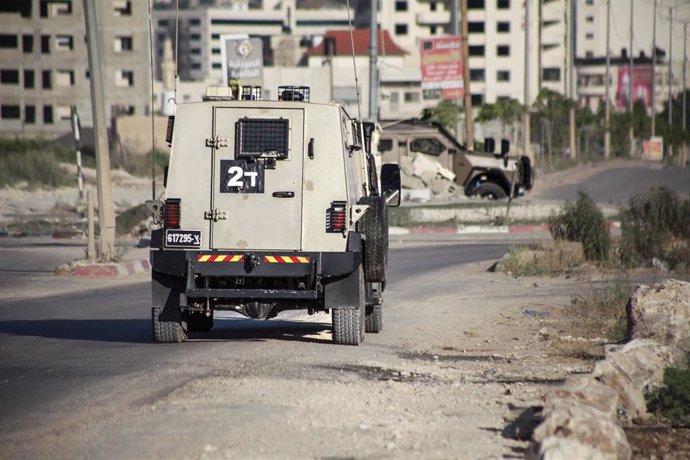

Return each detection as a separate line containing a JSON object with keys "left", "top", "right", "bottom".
{"left": 272, "top": 191, "right": 295, "bottom": 198}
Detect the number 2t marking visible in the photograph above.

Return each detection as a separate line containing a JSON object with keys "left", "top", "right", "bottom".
{"left": 227, "top": 166, "right": 258, "bottom": 188}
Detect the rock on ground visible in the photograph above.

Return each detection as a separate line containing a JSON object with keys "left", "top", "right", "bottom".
{"left": 626, "top": 279, "right": 690, "bottom": 365}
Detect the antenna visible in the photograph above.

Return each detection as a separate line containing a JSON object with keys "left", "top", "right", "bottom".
{"left": 345, "top": 0, "right": 362, "bottom": 121}
{"left": 147, "top": 0, "right": 156, "bottom": 200}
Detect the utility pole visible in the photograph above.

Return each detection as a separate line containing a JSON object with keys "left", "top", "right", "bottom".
{"left": 668, "top": 6, "right": 673, "bottom": 128}
{"left": 652, "top": 0, "right": 658, "bottom": 137}
{"left": 568, "top": 0, "right": 576, "bottom": 160}
{"left": 523, "top": 0, "right": 531, "bottom": 160}
{"left": 367, "top": 0, "right": 378, "bottom": 121}
{"left": 629, "top": 0, "right": 634, "bottom": 156}
{"left": 683, "top": 22, "right": 688, "bottom": 131}
{"left": 461, "top": 0, "right": 473, "bottom": 149}
{"left": 604, "top": 0, "right": 611, "bottom": 158}
{"left": 83, "top": 0, "right": 116, "bottom": 261}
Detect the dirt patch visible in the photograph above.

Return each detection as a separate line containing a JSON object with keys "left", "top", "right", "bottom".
{"left": 626, "top": 426, "right": 690, "bottom": 459}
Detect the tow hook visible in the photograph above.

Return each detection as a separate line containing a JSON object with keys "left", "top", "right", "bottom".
{"left": 244, "top": 253, "right": 261, "bottom": 272}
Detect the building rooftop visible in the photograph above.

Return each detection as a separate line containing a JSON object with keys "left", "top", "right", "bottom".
{"left": 306, "top": 28, "right": 407, "bottom": 57}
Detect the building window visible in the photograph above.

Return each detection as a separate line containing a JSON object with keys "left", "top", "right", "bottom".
{"left": 586, "top": 16, "right": 593, "bottom": 23}
{"left": 586, "top": 0, "right": 593, "bottom": 4}
{"left": 1, "top": 105, "right": 21, "bottom": 119}
{"left": 470, "top": 68, "right": 485, "bottom": 82}
{"left": 410, "top": 138, "right": 445, "bottom": 156}
{"left": 395, "top": 1, "right": 408, "bottom": 12}
{"left": 190, "top": 33, "right": 201, "bottom": 40}
{"left": 468, "top": 22, "right": 485, "bottom": 33}
{"left": 497, "top": 0, "right": 510, "bottom": 8}
{"left": 497, "top": 45, "right": 510, "bottom": 56}
{"left": 114, "top": 0, "right": 132, "bottom": 16}
{"left": 0, "top": 69, "right": 20, "bottom": 84}
{"left": 468, "top": 0, "right": 485, "bottom": 9}
{"left": 190, "top": 48, "right": 201, "bottom": 55}
{"left": 24, "top": 70, "right": 34, "bottom": 88}
{"left": 430, "top": 2, "right": 437, "bottom": 11}
{"left": 430, "top": 26, "right": 437, "bottom": 34}
{"left": 114, "top": 35, "right": 133, "bottom": 52}
{"left": 212, "top": 63, "right": 222, "bottom": 69}
{"left": 469, "top": 45, "right": 485, "bottom": 57}
{"left": 25, "top": 105, "right": 35, "bottom": 124}
{"left": 189, "top": 18, "right": 200, "bottom": 26}
{"left": 0, "top": 34, "right": 19, "bottom": 49}
{"left": 471, "top": 93, "right": 484, "bottom": 106}
{"left": 0, "top": 2, "right": 32, "bottom": 17}
{"left": 542, "top": 67, "right": 561, "bottom": 82}
{"left": 55, "top": 35, "right": 73, "bottom": 51}
{"left": 43, "top": 105, "right": 53, "bottom": 124}
{"left": 211, "top": 48, "right": 221, "bottom": 55}
{"left": 404, "top": 91, "right": 420, "bottom": 103}
{"left": 497, "top": 70, "right": 510, "bottom": 81}
{"left": 42, "top": 70, "right": 52, "bottom": 89}
{"left": 55, "top": 69, "right": 74, "bottom": 87}
{"left": 395, "top": 24, "right": 408, "bottom": 35}
{"left": 40, "top": 1, "right": 72, "bottom": 17}
{"left": 586, "top": 51, "right": 594, "bottom": 58}
{"left": 22, "top": 35, "right": 33, "bottom": 53}
{"left": 41, "top": 35, "right": 50, "bottom": 53}
{"left": 191, "top": 63, "right": 201, "bottom": 70}
{"left": 497, "top": 22, "right": 510, "bottom": 33}
{"left": 586, "top": 33, "right": 594, "bottom": 40}
{"left": 115, "top": 70, "right": 134, "bottom": 87}
{"left": 158, "top": 19, "right": 169, "bottom": 27}
{"left": 211, "top": 33, "right": 220, "bottom": 40}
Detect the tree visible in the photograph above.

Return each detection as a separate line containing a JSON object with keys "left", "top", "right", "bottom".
{"left": 531, "top": 89, "right": 575, "bottom": 164}
{"left": 421, "top": 100, "right": 461, "bottom": 135}
{"left": 475, "top": 98, "right": 524, "bottom": 145}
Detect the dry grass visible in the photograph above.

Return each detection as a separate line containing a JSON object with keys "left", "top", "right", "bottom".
{"left": 565, "top": 277, "right": 631, "bottom": 343}
{"left": 502, "top": 241, "right": 585, "bottom": 277}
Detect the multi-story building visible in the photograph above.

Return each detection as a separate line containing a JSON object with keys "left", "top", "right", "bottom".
{"left": 0, "top": 0, "right": 151, "bottom": 139}
{"left": 575, "top": 0, "right": 687, "bottom": 114}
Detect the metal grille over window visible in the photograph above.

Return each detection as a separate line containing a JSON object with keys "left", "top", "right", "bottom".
{"left": 235, "top": 118, "right": 289, "bottom": 159}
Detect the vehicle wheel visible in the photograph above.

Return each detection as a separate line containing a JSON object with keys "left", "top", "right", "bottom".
{"left": 357, "top": 196, "right": 388, "bottom": 283}
{"left": 472, "top": 182, "right": 507, "bottom": 200}
{"left": 185, "top": 312, "right": 213, "bottom": 332}
{"left": 152, "top": 306, "right": 187, "bottom": 343}
{"left": 332, "top": 266, "right": 365, "bottom": 345}
{"left": 365, "top": 303, "right": 383, "bottom": 333}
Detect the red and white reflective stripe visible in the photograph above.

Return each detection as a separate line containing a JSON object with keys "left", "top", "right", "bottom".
{"left": 264, "top": 255, "right": 310, "bottom": 264}
{"left": 197, "top": 254, "right": 244, "bottom": 262}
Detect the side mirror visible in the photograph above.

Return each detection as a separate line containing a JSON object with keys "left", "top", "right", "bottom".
{"left": 484, "top": 138, "right": 496, "bottom": 154}
{"left": 362, "top": 121, "right": 375, "bottom": 155}
{"left": 380, "top": 163, "right": 401, "bottom": 207}
{"left": 501, "top": 139, "right": 510, "bottom": 156}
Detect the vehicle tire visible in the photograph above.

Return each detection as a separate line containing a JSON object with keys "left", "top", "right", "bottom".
{"left": 357, "top": 196, "right": 388, "bottom": 284}
{"left": 152, "top": 306, "right": 188, "bottom": 343}
{"left": 365, "top": 303, "right": 383, "bottom": 333}
{"left": 472, "top": 182, "right": 507, "bottom": 200}
{"left": 185, "top": 312, "right": 213, "bottom": 333}
{"left": 332, "top": 266, "right": 365, "bottom": 345}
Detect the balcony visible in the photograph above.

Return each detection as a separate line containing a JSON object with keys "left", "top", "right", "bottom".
{"left": 416, "top": 11, "right": 450, "bottom": 25}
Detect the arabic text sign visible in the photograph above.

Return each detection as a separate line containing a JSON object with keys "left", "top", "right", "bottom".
{"left": 420, "top": 37, "right": 464, "bottom": 100}
{"left": 221, "top": 37, "right": 263, "bottom": 87}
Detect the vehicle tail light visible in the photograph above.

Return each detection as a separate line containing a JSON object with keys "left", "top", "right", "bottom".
{"left": 326, "top": 201, "right": 347, "bottom": 233}
{"left": 164, "top": 198, "right": 181, "bottom": 229}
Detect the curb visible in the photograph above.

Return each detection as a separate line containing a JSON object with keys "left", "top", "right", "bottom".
{"left": 57, "top": 259, "right": 151, "bottom": 278}
{"left": 389, "top": 221, "right": 620, "bottom": 236}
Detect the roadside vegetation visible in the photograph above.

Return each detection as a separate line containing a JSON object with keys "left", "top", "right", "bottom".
{"left": 646, "top": 353, "right": 690, "bottom": 426}
{"left": 0, "top": 138, "right": 167, "bottom": 189}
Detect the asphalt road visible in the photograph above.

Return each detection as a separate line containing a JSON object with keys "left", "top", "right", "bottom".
{"left": 531, "top": 162, "right": 690, "bottom": 203}
{"left": 0, "top": 239, "right": 513, "bottom": 458}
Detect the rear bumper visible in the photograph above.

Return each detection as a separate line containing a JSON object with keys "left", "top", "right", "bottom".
{"left": 151, "top": 249, "right": 358, "bottom": 278}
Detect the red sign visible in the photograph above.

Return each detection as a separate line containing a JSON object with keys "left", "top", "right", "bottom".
{"left": 617, "top": 66, "right": 653, "bottom": 111}
{"left": 420, "top": 37, "right": 464, "bottom": 100}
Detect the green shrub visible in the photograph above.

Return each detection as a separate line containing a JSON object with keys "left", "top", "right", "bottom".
{"left": 0, "top": 150, "right": 70, "bottom": 188}
{"left": 548, "top": 190, "right": 611, "bottom": 262}
{"left": 620, "top": 187, "right": 690, "bottom": 269}
{"left": 647, "top": 354, "right": 690, "bottom": 426}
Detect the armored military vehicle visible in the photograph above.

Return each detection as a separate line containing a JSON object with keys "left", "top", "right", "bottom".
{"left": 147, "top": 86, "right": 401, "bottom": 346}
{"left": 378, "top": 119, "right": 533, "bottom": 199}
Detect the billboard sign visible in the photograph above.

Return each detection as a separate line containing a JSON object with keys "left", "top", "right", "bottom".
{"left": 221, "top": 35, "right": 263, "bottom": 88}
{"left": 420, "top": 37, "right": 464, "bottom": 100}
{"left": 617, "top": 66, "right": 653, "bottom": 111}
{"left": 642, "top": 136, "right": 663, "bottom": 161}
